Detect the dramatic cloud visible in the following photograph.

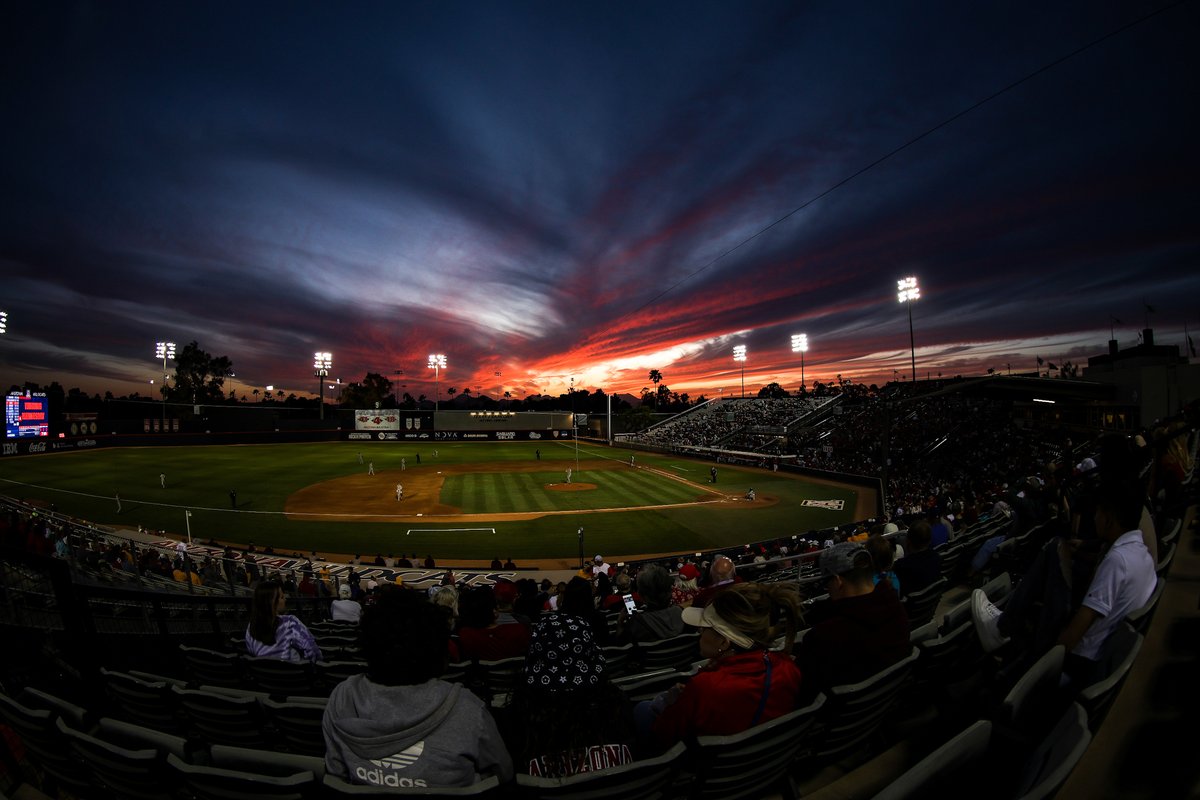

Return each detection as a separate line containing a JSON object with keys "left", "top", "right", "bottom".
{"left": 1, "top": 1, "right": 1196, "bottom": 400}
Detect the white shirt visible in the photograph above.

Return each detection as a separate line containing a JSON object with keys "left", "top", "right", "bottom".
{"left": 1076, "top": 530, "right": 1156, "bottom": 660}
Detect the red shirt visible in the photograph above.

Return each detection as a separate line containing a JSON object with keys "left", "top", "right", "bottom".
{"left": 458, "top": 623, "right": 531, "bottom": 661}
{"left": 652, "top": 651, "right": 802, "bottom": 745}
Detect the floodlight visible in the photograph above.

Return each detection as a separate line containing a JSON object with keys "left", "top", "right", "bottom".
{"left": 313, "top": 352, "right": 333, "bottom": 420}
{"left": 427, "top": 353, "right": 447, "bottom": 411}
{"left": 313, "top": 352, "right": 332, "bottom": 372}
{"left": 897, "top": 276, "right": 920, "bottom": 303}
{"left": 732, "top": 345, "right": 747, "bottom": 362}
{"left": 427, "top": 354, "right": 446, "bottom": 369}
{"left": 0, "top": 310, "right": 7, "bottom": 334}
{"left": 791, "top": 334, "right": 809, "bottom": 390}
{"left": 156, "top": 341, "right": 176, "bottom": 360}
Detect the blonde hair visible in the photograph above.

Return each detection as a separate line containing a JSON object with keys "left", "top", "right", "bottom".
{"left": 707, "top": 582, "right": 805, "bottom": 654}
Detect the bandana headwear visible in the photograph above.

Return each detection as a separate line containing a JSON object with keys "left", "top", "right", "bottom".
{"left": 681, "top": 604, "right": 755, "bottom": 649}
{"left": 524, "top": 614, "right": 605, "bottom": 692}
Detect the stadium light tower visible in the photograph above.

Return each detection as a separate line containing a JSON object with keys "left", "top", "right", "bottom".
{"left": 155, "top": 341, "right": 175, "bottom": 424}
{"left": 427, "top": 354, "right": 446, "bottom": 412}
{"left": 314, "top": 352, "right": 332, "bottom": 420}
{"left": 790, "top": 333, "right": 809, "bottom": 391}
{"left": 897, "top": 276, "right": 920, "bottom": 383}
{"left": 733, "top": 345, "right": 747, "bottom": 398}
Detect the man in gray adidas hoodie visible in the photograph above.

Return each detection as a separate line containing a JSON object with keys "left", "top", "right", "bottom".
{"left": 323, "top": 587, "right": 513, "bottom": 788}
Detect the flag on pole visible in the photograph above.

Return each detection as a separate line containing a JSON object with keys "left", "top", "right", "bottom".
{"left": 1036, "top": 356, "right": 1044, "bottom": 366}
{"left": 1048, "top": 362, "right": 1058, "bottom": 370}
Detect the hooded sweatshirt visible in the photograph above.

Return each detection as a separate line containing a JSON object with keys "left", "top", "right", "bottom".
{"left": 796, "top": 582, "right": 910, "bottom": 693}
{"left": 323, "top": 674, "right": 513, "bottom": 789}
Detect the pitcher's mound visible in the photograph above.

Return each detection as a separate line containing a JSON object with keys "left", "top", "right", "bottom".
{"left": 546, "top": 483, "right": 596, "bottom": 492}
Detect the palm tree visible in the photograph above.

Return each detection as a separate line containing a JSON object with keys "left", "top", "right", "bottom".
{"left": 648, "top": 370, "right": 663, "bottom": 409}
{"left": 276, "top": 389, "right": 284, "bottom": 401}
{"left": 252, "top": 388, "right": 260, "bottom": 402}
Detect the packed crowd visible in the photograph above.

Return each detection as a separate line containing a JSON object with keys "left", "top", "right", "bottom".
{"left": 631, "top": 397, "right": 829, "bottom": 449}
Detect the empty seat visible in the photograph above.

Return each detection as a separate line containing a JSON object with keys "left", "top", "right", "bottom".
{"left": 0, "top": 691, "right": 92, "bottom": 797}
{"left": 58, "top": 716, "right": 170, "bottom": 800}
{"left": 172, "top": 685, "right": 273, "bottom": 749}
{"left": 100, "top": 667, "right": 183, "bottom": 734}
{"left": 263, "top": 697, "right": 328, "bottom": 756}
{"left": 998, "top": 645, "right": 1068, "bottom": 739}
{"left": 180, "top": 644, "right": 245, "bottom": 687}
{"left": 902, "top": 578, "right": 947, "bottom": 628}
{"left": 807, "top": 647, "right": 919, "bottom": 764}
{"left": 246, "top": 655, "right": 318, "bottom": 697}
{"left": 210, "top": 743, "right": 327, "bottom": 781}
{"left": 167, "top": 752, "right": 318, "bottom": 800}
{"left": 599, "top": 643, "right": 636, "bottom": 677}
{"left": 317, "top": 660, "right": 369, "bottom": 693}
{"left": 1077, "top": 624, "right": 1143, "bottom": 730}
{"left": 873, "top": 719, "right": 992, "bottom": 800}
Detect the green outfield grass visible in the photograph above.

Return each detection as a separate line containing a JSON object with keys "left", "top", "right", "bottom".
{"left": 0, "top": 440, "right": 865, "bottom": 560}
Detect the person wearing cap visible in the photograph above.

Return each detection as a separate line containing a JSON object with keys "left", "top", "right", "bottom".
{"left": 670, "top": 563, "right": 701, "bottom": 607}
{"left": 331, "top": 583, "right": 363, "bottom": 623}
{"left": 795, "top": 542, "right": 909, "bottom": 695}
{"left": 644, "top": 583, "right": 805, "bottom": 746}
{"left": 592, "top": 555, "right": 611, "bottom": 577}
{"left": 501, "top": 614, "right": 636, "bottom": 777}
{"left": 323, "top": 586, "right": 513, "bottom": 788}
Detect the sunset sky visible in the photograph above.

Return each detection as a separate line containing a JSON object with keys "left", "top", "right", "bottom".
{"left": 2, "top": 1, "right": 1197, "bottom": 402}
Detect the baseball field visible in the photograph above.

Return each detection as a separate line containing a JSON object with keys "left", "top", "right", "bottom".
{"left": 0, "top": 440, "right": 871, "bottom": 564}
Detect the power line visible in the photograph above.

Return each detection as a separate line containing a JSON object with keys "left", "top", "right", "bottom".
{"left": 624, "top": 1, "right": 1187, "bottom": 322}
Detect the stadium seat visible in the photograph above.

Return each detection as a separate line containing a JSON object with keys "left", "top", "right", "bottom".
{"left": 100, "top": 666, "right": 184, "bottom": 733}
{"left": 246, "top": 655, "right": 319, "bottom": 697}
{"left": 167, "top": 752, "right": 318, "bottom": 800}
{"left": 613, "top": 668, "right": 695, "bottom": 703}
{"left": 599, "top": 642, "right": 636, "bottom": 677}
{"left": 317, "top": 660, "right": 369, "bottom": 693}
{"left": 997, "top": 645, "right": 1068, "bottom": 740}
{"left": 907, "top": 620, "right": 939, "bottom": 645}
{"left": 806, "top": 647, "right": 919, "bottom": 764}
{"left": 263, "top": 697, "right": 328, "bottom": 756}
{"left": 901, "top": 577, "right": 947, "bottom": 628}
{"left": 1155, "top": 541, "right": 1176, "bottom": 577}
{"left": 180, "top": 644, "right": 245, "bottom": 687}
{"left": 476, "top": 656, "right": 525, "bottom": 704}
{"left": 936, "top": 545, "right": 965, "bottom": 583}
{"left": 1077, "top": 624, "right": 1143, "bottom": 731}
{"left": 172, "top": 684, "right": 273, "bottom": 750}
{"left": 515, "top": 741, "right": 686, "bottom": 799}
{"left": 872, "top": 719, "right": 992, "bottom": 800}
{"left": 687, "top": 694, "right": 826, "bottom": 800}
{"left": 209, "top": 743, "right": 327, "bottom": 781}
{"left": 636, "top": 632, "right": 700, "bottom": 672}
{"left": 0, "top": 691, "right": 93, "bottom": 797}
{"left": 1011, "top": 702, "right": 1091, "bottom": 799}
{"left": 58, "top": 716, "right": 171, "bottom": 800}
{"left": 97, "top": 715, "right": 192, "bottom": 760}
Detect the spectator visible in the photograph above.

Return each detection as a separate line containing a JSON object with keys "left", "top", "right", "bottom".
{"left": 671, "top": 563, "right": 701, "bottom": 608}
{"left": 692, "top": 555, "right": 740, "bottom": 608}
{"left": 323, "top": 587, "right": 512, "bottom": 787}
{"left": 501, "top": 614, "right": 636, "bottom": 777}
{"left": 561, "top": 577, "right": 611, "bottom": 645}
{"left": 795, "top": 543, "right": 910, "bottom": 695}
{"left": 864, "top": 534, "right": 900, "bottom": 593}
{"left": 623, "top": 564, "right": 685, "bottom": 642}
{"left": 644, "top": 583, "right": 805, "bottom": 746}
{"left": 245, "top": 580, "right": 322, "bottom": 663}
{"left": 893, "top": 521, "right": 940, "bottom": 597}
{"left": 972, "top": 484, "right": 1156, "bottom": 687}
{"left": 457, "top": 586, "right": 531, "bottom": 661}
{"left": 331, "top": 583, "right": 363, "bottom": 623}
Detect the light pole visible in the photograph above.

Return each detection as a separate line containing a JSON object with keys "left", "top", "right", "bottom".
{"left": 314, "top": 352, "right": 332, "bottom": 420}
{"left": 570, "top": 377, "right": 580, "bottom": 474}
{"left": 790, "top": 333, "right": 808, "bottom": 391}
{"left": 427, "top": 354, "right": 446, "bottom": 412}
{"left": 897, "top": 276, "right": 920, "bottom": 383}
{"left": 155, "top": 341, "right": 175, "bottom": 424}
{"left": 733, "top": 345, "right": 747, "bottom": 398}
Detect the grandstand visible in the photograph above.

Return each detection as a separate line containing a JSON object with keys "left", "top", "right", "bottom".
{"left": 1, "top": 391, "right": 1197, "bottom": 798}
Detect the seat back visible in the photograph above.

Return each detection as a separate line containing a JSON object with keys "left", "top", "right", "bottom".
{"left": 246, "top": 655, "right": 318, "bottom": 697}
{"left": 515, "top": 741, "right": 686, "bottom": 800}
{"left": 317, "top": 660, "right": 369, "bottom": 693}
{"left": 58, "top": 716, "right": 168, "bottom": 800}
{"left": 902, "top": 578, "right": 947, "bottom": 628}
{"left": 613, "top": 669, "right": 693, "bottom": 704}
{"left": 180, "top": 644, "right": 245, "bottom": 687}
{"left": 168, "top": 752, "right": 317, "bottom": 800}
{"left": 999, "top": 645, "right": 1067, "bottom": 737}
{"left": 1077, "top": 625, "right": 1143, "bottom": 730}
{"left": 1012, "top": 703, "right": 1091, "bottom": 800}
{"left": 689, "top": 694, "right": 826, "bottom": 800}
{"left": 477, "top": 656, "right": 525, "bottom": 702}
{"left": 0, "top": 691, "right": 93, "bottom": 795}
{"left": 872, "top": 719, "right": 992, "bottom": 800}
{"left": 810, "top": 647, "right": 919, "bottom": 761}
{"left": 912, "top": 621, "right": 977, "bottom": 692}
{"left": 172, "top": 685, "right": 272, "bottom": 749}
{"left": 263, "top": 697, "right": 328, "bottom": 757}
{"left": 637, "top": 633, "right": 700, "bottom": 672}
{"left": 210, "top": 744, "right": 327, "bottom": 781}
{"left": 100, "top": 667, "right": 183, "bottom": 733}
{"left": 599, "top": 643, "right": 636, "bottom": 677}
{"left": 1155, "top": 541, "right": 1177, "bottom": 577}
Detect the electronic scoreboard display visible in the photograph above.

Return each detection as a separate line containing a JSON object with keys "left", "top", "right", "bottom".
{"left": 5, "top": 392, "right": 49, "bottom": 438}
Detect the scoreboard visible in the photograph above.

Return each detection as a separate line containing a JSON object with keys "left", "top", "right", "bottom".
{"left": 5, "top": 392, "right": 49, "bottom": 438}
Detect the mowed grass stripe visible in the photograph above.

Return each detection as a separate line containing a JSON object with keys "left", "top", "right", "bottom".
{"left": 599, "top": 470, "right": 665, "bottom": 507}
{"left": 608, "top": 469, "right": 697, "bottom": 505}
{"left": 497, "top": 471, "right": 525, "bottom": 513}
{"left": 478, "top": 473, "right": 502, "bottom": 512}
{"left": 523, "top": 474, "right": 556, "bottom": 512}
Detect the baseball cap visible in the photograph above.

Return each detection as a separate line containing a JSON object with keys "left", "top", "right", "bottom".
{"left": 819, "top": 542, "right": 869, "bottom": 578}
{"left": 678, "top": 563, "right": 701, "bottom": 581}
